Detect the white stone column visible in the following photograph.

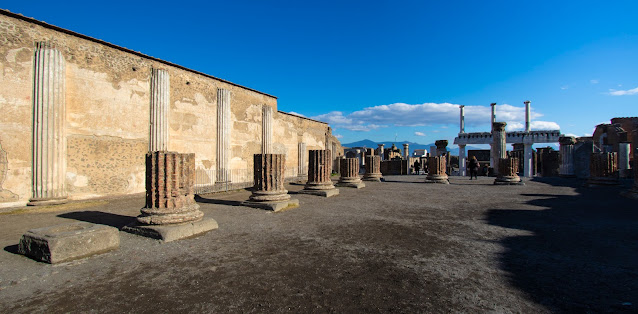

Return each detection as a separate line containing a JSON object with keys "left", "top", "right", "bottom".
{"left": 459, "top": 105, "right": 465, "bottom": 133}
{"left": 298, "top": 142, "right": 306, "bottom": 176}
{"left": 378, "top": 144, "right": 385, "bottom": 160}
{"left": 30, "top": 42, "right": 67, "bottom": 205}
{"left": 523, "top": 141, "right": 534, "bottom": 177}
{"left": 149, "top": 68, "right": 169, "bottom": 151}
{"left": 618, "top": 142, "right": 630, "bottom": 178}
{"left": 262, "top": 105, "right": 273, "bottom": 154}
{"left": 459, "top": 144, "right": 466, "bottom": 176}
{"left": 559, "top": 136, "right": 576, "bottom": 177}
{"left": 490, "top": 103, "right": 496, "bottom": 131}
{"left": 524, "top": 100, "right": 531, "bottom": 133}
{"left": 403, "top": 143, "right": 409, "bottom": 159}
{"left": 216, "top": 88, "right": 231, "bottom": 183}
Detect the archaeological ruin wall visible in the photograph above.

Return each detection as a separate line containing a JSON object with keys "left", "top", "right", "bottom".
{"left": 0, "top": 10, "right": 339, "bottom": 207}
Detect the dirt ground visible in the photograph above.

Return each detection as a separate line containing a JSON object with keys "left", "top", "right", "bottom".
{"left": 1, "top": 175, "right": 637, "bottom": 313}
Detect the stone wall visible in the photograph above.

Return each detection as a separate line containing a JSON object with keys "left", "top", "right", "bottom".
{"left": 0, "top": 11, "right": 338, "bottom": 207}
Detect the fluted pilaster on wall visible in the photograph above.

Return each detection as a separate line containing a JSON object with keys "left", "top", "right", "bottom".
{"left": 29, "top": 42, "right": 67, "bottom": 205}
{"left": 298, "top": 142, "right": 307, "bottom": 176}
{"left": 149, "top": 68, "right": 170, "bottom": 151}
{"left": 216, "top": 88, "right": 231, "bottom": 182}
{"left": 262, "top": 105, "right": 273, "bottom": 154}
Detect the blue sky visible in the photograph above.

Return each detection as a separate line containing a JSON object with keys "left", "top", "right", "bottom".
{"left": 4, "top": 1, "right": 637, "bottom": 146}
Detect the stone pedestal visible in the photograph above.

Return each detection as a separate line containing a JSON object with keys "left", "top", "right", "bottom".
{"left": 336, "top": 158, "right": 365, "bottom": 189}
{"left": 494, "top": 158, "right": 524, "bottom": 185}
{"left": 586, "top": 152, "right": 619, "bottom": 186}
{"left": 299, "top": 150, "right": 339, "bottom": 197}
{"left": 559, "top": 136, "right": 576, "bottom": 177}
{"left": 18, "top": 222, "right": 119, "bottom": 264}
{"left": 363, "top": 155, "right": 383, "bottom": 182}
{"left": 124, "top": 151, "right": 218, "bottom": 242}
{"left": 425, "top": 156, "right": 449, "bottom": 184}
{"left": 243, "top": 154, "right": 298, "bottom": 211}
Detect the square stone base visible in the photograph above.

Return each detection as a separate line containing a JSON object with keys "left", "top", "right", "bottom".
{"left": 242, "top": 198, "right": 300, "bottom": 212}
{"left": 336, "top": 182, "right": 366, "bottom": 189}
{"left": 298, "top": 188, "right": 340, "bottom": 197}
{"left": 123, "top": 217, "right": 218, "bottom": 242}
{"left": 18, "top": 222, "right": 119, "bottom": 264}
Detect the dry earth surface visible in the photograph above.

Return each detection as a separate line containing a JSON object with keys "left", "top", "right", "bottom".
{"left": 0, "top": 175, "right": 637, "bottom": 313}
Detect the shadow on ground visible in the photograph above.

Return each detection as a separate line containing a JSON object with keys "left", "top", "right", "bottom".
{"left": 58, "top": 211, "right": 136, "bottom": 230}
{"left": 487, "top": 177, "right": 638, "bottom": 312}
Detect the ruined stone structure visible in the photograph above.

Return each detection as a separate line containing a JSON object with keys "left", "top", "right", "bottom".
{"left": 123, "top": 151, "right": 218, "bottom": 241}
{"left": 425, "top": 156, "right": 449, "bottom": 184}
{"left": 454, "top": 101, "right": 561, "bottom": 177}
{"left": 244, "top": 154, "right": 298, "bottom": 211}
{"left": 494, "top": 158, "right": 523, "bottom": 185}
{"left": 336, "top": 158, "right": 365, "bottom": 189}
{"left": 559, "top": 136, "right": 576, "bottom": 177}
{"left": 435, "top": 140, "right": 448, "bottom": 157}
{"left": 299, "top": 150, "right": 339, "bottom": 197}
{"left": 587, "top": 152, "right": 619, "bottom": 186}
{"left": 0, "top": 10, "right": 341, "bottom": 208}
{"left": 363, "top": 155, "right": 383, "bottom": 182}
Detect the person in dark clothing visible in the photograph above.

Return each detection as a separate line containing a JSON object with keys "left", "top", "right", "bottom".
{"left": 468, "top": 156, "right": 479, "bottom": 180}
{"left": 414, "top": 160, "right": 421, "bottom": 174}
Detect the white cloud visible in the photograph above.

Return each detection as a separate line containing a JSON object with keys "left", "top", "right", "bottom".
{"left": 414, "top": 131, "right": 426, "bottom": 136}
{"left": 507, "top": 121, "right": 561, "bottom": 131}
{"left": 334, "top": 134, "right": 343, "bottom": 139}
{"left": 311, "top": 102, "right": 556, "bottom": 132}
{"left": 287, "top": 111, "right": 306, "bottom": 117}
{"left": 590, "top": 79, "right": 599, "bottom": 84}
{"left": 561, "top": 85, "right": 569, "bottom": 90}
{"left": 608, "top": 86, "right": 638, "bottom": 96}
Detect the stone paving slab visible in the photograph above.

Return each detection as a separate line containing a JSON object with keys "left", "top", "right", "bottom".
{"left": 17, "top": 222, "right": 119, "bottom": 264}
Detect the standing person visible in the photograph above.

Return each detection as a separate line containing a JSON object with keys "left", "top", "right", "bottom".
{"left": 469, "top": 156, "right": 479, "bottom": 180}
{"left": 414, "top": 160, "right": 421, "bottom": 175}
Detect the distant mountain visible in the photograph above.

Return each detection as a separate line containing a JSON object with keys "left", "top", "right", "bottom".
{"left": 341, "top": 139, "right": 484, "bottom": 156}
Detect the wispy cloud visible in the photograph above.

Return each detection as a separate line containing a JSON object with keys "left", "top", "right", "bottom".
{"left": 608, "top": 86, "right": 638, "bottom": 96}
{"left": 414, "top": 131, "right": 426, "bottom": 136}
{"left": 287, "top": 111, "right": 306, "bottom": 117}
{"left": 311, "top": 102, "right": 555, "bottom": 132}
{"left": 334, "top": 134, "right": 343, "bottom": 139}
{"left": 590, "top": 79, "right": 599, "bottom": 84}
{"left": 560, "top": 85, "right": 569, "bottom": 90}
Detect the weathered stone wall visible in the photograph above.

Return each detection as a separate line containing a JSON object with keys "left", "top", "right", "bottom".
{"left": 0, "top": 11, "right": 337, "bottom": 207}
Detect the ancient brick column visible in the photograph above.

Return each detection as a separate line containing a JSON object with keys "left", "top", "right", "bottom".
{"left": 425, "top": 156, "right": 449, "bottom": 184}
{"left": 244, "top": 154, "right": 298, "bottom": 211}
{"left": 149, "top": 68, "right": 169, "bottom": 151}
{"left": 299, "top": 150, "right": 339, "bottom": 197}
{"left": 491, "top": 122, "right": 507, "bottom": 175}
{"left": 587, "top": 152, "right": 619, "bottom": 186}
{"left": 363, "top": 155, "right": 383, "bottom": 181}
{"left": 559, "top": 136, "right": 576, "bottom": 177}
{"left": 262, "top": 105, "right": 273, "bottom": 154}
{"left": 216, "top": 88, "right": 231, "bottom": 183}
{"left": 494, "top": 157, "right": 523, "bottom": 185}
{"left": 29, "top": 42, "right": 67, "bottom": 206}
{"left": 124, "top": 151, "right": 217, "bottom": 241}
{"left": 138, "top": 151, "right": 203, "bottom": 225}
{"left": 435, "top": 140, "right": 448, "bottom": 157}
{"left": 337, "top": 158, "right": 365, "bottom": 188}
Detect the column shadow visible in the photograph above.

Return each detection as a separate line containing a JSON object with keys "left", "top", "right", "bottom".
{"left": 57, "top": 211, "right": 136, "bottom": 230}
{"left": 486, "top": 177, "right": 638, "bottom": 312}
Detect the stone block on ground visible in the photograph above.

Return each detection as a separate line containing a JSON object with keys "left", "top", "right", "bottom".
{"left": 242, "top": 199, "right": 300, "bottom": 212}
{"left": 123, "top": 217, "right": 218, "bottom": 243}
{"left": 298, "top": 188, "right": 340, "bottom": 197}
{"left": 18, "top": 222, "right": 119, "bottom": 264}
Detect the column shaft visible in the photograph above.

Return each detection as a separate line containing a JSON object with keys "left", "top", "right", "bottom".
{"left": 149, "top": 69, "right": 169, "bottom": 151}
{"left": 30, "top": 42, "right": 67, "bottom": 205}
{"left": 262, "top": 105, "right": 273, "bottom": 154}
{"left": 459, "top": 145, "right": 466, "bottom": 176}
{"left": 491, "top": 122, "right": 507, "bottom": 175}
{"left": 216, "top": 89, "right": 231, "bottom": 182}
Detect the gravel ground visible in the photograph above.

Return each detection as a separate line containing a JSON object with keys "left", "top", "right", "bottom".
{"left": 0, "top": 175, "right": 637, "bottom": 313}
